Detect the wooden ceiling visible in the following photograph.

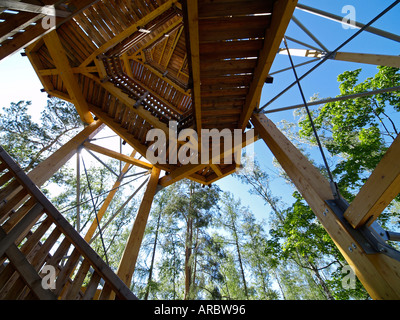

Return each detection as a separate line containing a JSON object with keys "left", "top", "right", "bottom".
{"left": 0, "top": 0, "right": 297, "bottom": 185}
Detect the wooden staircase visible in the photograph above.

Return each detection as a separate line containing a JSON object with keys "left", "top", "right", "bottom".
{"left": 0, "top": 147, "right": 137, "bottom": 300}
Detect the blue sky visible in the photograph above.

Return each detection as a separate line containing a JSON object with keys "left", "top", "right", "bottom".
{"left": 0, "top": 1, "right": 399, "bottom": 223}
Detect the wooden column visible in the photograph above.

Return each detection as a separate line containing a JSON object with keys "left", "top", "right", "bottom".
{"left": 116, "top": 166, "right": 161, "bottom": 287}
{"left": 251, "top": 113, "right": 400, "bottom": 300}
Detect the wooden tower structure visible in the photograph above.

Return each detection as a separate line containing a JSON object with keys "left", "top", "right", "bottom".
{"left": 0, "top": 0, "right": 400, "bottom": 300}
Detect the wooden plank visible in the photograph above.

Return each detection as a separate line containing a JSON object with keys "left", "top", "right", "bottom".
{"left": 0, "top": 0, "right": 100, "bottom": 61}
{"left": 80, "top": 0, "right": 179, "bottom": 67}
{"left": 44, "top": 30, "right": 94, "bottom": 124}
{"left": 252, "top": 113, "right": 400, "bottom": 300}
{"left": 200, "top": 39, "right": 263, "bottom": 60}
{"left": 344, "top": 133, "right": 400, "bottom": 228}
{"left": 198, "top": 16, "right": 269, "bottom": 42}
{"left": 198, "top": 0, "right": 273, "bottom": 18}
{"left": 239, "top": 0, "right": 297, "bottom": 130}
{"left": 116, "top": 167, "right": 161, "bottom": 287}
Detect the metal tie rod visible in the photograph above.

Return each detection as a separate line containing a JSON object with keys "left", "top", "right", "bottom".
{"left": 259, "top": 0, "right": 400, "bottom": 112}
{"left": 263, "top": 86, "right": 400, "bottom": 114}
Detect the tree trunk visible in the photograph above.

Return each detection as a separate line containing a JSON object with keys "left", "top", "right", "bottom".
{"left": 232, "top": 224, "right": 248, "bottom": 299}
{"left": 309, "top": 262, "right": 335, "bottom": 300}
{"left": 144, "top": 209, "right": 162, "bottom": 300}
{"left": 184, "top": 216, "right": 193, "bottom": 300}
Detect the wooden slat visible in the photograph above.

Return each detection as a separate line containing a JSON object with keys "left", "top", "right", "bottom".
{"left": 198, "top": 0, "right": 274, "bottom": 18}
{"left": 80, "top": 0, "right": 179, "bottom": 67}
{"left": 199, "top": 16, "right": 269, "bottom": 42}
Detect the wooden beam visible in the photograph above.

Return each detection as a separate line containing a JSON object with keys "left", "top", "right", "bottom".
{"left": 116, "top": 167, "right": 161, "bottom": 287}
{"left": 43, "top": 30, "right": 94, "bottom": 124}
{"left": 252, "top": 113, "right": 400, "bottom": 300}
{"left": 83, "top": 142, "right": 153, "bottom": 170}
{"left": 334, "top": 52, "right": 400, "bottom": 68}
{"left": 210, "top": 164, "right": 223, "bottom": 177}
{"left": 279, "top": 49, "right": 400, "bottom": 68}
{"left": 88, "top": 104, "right": 174, "bottom": 173}
{"left": 185, "top": 0, "right": 202, "bottom": 134}
{"left": 344, "top": 133, "right": 400, "bottom": 228}
{"left": 239, "top": 0, "right": 297, "bottom": 130}
{"left": 80, "top": 0, "right": 179, "bottom": 67}
{"left": 38, "top": 66, "right": 98, "bottom": 76}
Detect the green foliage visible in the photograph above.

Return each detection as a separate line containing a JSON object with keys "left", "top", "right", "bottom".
{"left": 298, "top": 66, "right": 400, "bottom": 199}
{"left": 0, "top": 98, "right": 83, "bottom": 172}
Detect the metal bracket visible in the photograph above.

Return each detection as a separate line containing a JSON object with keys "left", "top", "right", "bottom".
{"left": 326, "top": 198, "right": 400, "bottom": 262}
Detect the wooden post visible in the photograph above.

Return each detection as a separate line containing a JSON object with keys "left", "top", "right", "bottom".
{"left": 251, "top": 113, "right": 400, "bottom": 300}
{"left": 116, "top": 166, "right": 161, "bottom": 287}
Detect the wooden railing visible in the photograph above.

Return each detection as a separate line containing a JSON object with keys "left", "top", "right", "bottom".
{"left": 0, "top": 147, "right": 137, "bottom": 300}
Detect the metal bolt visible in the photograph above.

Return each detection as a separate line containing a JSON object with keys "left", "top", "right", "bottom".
{"left": 352, "top": 243, "right": 357, "bottom": 249}
{"left": 348, "top": 246, "right": 353, "bottom": 252}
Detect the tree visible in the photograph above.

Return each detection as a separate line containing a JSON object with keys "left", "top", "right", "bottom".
{"left": 218, "top": 192, "right": 250, "bottom": 299}
{"left": 298, "top": 66, "right": 400, "bottom": 205}
{"left": 0, "top": 98, "right": 83, "bottom": 174}
{"left": 140, "top": 179, "right": 221, "bottom": 300}
{"left": 241, "top": 210, "right": 278, "bottom": 300}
